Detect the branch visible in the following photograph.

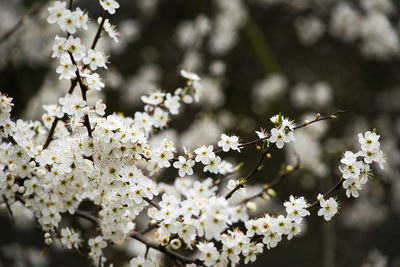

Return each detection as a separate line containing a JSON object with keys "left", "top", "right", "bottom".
{"left": 0, "top": 2, "right": 46, "bottom": 45}
{"left": 307, "top": 179, "right": 344, "bottom": 210}
{"left": 143, "top": 197, "right": 161, "bottom": 210}
{"left": 131, "top": 233, "right": 201, "bottom": 265}
{"left": 2, "top": 196, "right": 15, "bottom": 225}
{"left": 225, "top": 148, "right": 271, "bottom": 200}
{"left": 214, "top": 110, "right": 345, "bottom": 155}
{"left": 140, "top": 221, "right": 162, "bottom": 235}
{"left": 91, "top": 11, "right": 108, "bottom": 50}
{"left": 43, "top": 118, "right": 60, "bottom": 149}
{"left": 238, "top": 161, "right": 301, "bottom": 205}
{"left": 224, "top": 111, "right": 344, "bottom": 200}
{"left": 42, "top": 9, "right": 109, "bottom": 148}
{"left": 73, "top": 209, "right": 201, "bottom": 265}
{"left": 68, "top": 52, "right": 93, "bottom": 137}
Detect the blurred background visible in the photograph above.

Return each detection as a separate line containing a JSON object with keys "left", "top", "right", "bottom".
{"left": 1, "top": 0, "right": 400, "bottom": 266}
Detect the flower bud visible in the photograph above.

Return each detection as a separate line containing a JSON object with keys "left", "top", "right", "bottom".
{"left": 286, "top": 165, "right": 294, "bottom": 172}
{"left": 18, "top": 186, "right": 25, "bottom": 194}
{"left": 246, "top": 201, "right": 257, "bottom": 211}
{"left": 262, "top": 192, "right": 270, "bottom": 201}
{"left": 36, "top": 169, "right": 46, "bottom": 178}
{"left": 267, "top": 188, "right": 276, "bottom": 197}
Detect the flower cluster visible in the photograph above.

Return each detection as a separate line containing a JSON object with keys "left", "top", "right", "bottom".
{"left": 47, "top": 1, "right": 88, "bottom": 34}
{"left": 269, "top": 114, "right": 296, "bottom": 149}
{"left": 148, "top": 179, "right": 247, "bottom": 246}
{"left": 0, "top": 0, "right": 387, "bottom": 266}
{"left": 340, "top": 130, "right": 384, "bottom": 198}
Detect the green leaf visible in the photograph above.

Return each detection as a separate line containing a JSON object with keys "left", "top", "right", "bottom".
{"left": 262, "top": 139, "right": 269, "bottom": 151}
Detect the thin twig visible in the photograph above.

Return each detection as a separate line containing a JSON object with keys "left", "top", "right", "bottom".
{"left": 43, "top": 118, "right": 60, "bottom": 149}
{"left": 225, "top": 150, "right": 268, "bottom": 200}
{"left": 0, "top": 2, "right": 46, "bottom": 44}
{"left": 91, "top": 11, "right": 108, "bottom": 50}
{"left": 131, "top": 233, "right": 201, "bottom": 265}
{"left": 2, "top": 196, "right": 15, "bottom": 225}
{"left": 307, "top": 179, "right": 344, "bottom": 210}
{"left": 42, "top": 8, "right": 109, "bottom": 148}
{"left": 68, "top": 52, "right": 93, "bottom": 137}
{"left": 143, "top": 197, "right": 161, "bottom": 210}
{"left": 214, "top": 110, "right": 345, "bottom": 155}
{"left": 224, "top": 111, "right": 345, "bottom": 200}
{"left": 239, "top": 161, "right": 301, "bottom": 205}
{"left": 140, "top": 221, "right": 162, "bottom": 235}
{"left": 73, "top": 209, "right": 201, "bottom": 265}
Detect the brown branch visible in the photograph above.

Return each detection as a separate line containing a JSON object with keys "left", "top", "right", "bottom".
{"left": 2, "top": 196, "right": 15, "bottom": 225}
{"left": 0, "top": 2, "right": 46, "bottom": 45}
{"left": 42, "top": 9, "right": 109, "bottom": 148}
{"left": 225, "top": 146, "right": 272, "bottom": 200}
{"left": 140, "top": 221, "right": 162, "bottom": 235}
{"left": 293, "top": 110, "right": 345, "bottom": 131}
{"left": 68, "top": 52, "right": 93, "bottom": 137}
{"left": 224, "top": 111, "right": 345, "bottom": 200}
{"left": 43, "top": 118, "right": 60, "bottom": 149}
{"left": 73, "top": 209, "right": 201, "bottom": 265}
{"left": 307, "top": 179, "right": 344, "bottom": 210}
{"left": 143, "top": 197, "right": 161, "bottom": 210}
{"left": 91, "top": 11, "right": 108, "bottom": 50}
{"left": 75, "top": 209, "right": 100, "bottom": 224}
{"left": 131, "top": 233, "right": 201, "bottom": 265}
{"left": 214, "top": 110, "right": 345, "bottom": 155}
{"left": 238, "top": 162, "right": 301, "bottom": 205}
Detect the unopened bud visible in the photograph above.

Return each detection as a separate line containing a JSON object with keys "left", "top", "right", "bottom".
{"left": 330, "top": 115, "right": 337, "bottom": 119}
{"left": 262, "top": 192, "right": 270, "bottom": 201}
{"left": 266, "top": 153, "right": 271, "bottom": 159}
{"left": 304, "top": 120, "right": 310, "bottom": 125}
{"left": 316, "top": 113, "right": 321, "bottom": 119}
{"left": 256, "top": 145, "right": 261, "bottom": 150}
{"left": 246, "top": 201, "right": 257, "bottom": 211}
{"left": 44, "top": 232, "right": 51, "bottom": 239}
{"left": 29, "top": 161, "right": 36, "bottom": 168}
{"left": 267, "top": 188, "right": 276, "bottom": 197}
{"left": 18, "top": 186, "right": 25, "bottom": 194}
{"left": 45, "top": 238, "right": 53, "bottom": 245}
{"left": 35, "top": 168, "right": 46, "bottom": 178}
{"left": 286, "top": 165, "right": 294, "bottom": 172}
